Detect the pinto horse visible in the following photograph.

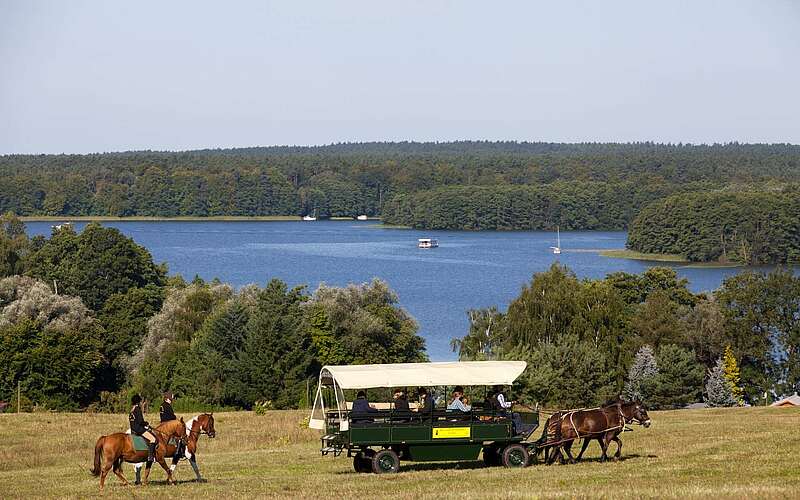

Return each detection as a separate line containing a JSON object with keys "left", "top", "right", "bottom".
{"left": 91, "top": 418, "right": 187, "bottom": 490}
{"left": 535, "top": 399, "right": 650, "bottom": 464}
{"left": 133, "top": 413, "right": 216, "bottom": 483}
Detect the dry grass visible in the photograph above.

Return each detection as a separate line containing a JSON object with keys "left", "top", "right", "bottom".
{"left": 599, "top": 249, "right": 688, "bottom": 263}
{"left": 0, "top": 407, "right": 798, "bottom": 498}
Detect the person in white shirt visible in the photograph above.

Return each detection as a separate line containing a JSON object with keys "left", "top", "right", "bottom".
{"left": 447, "top": 386, "right": 472, "bottom": 412}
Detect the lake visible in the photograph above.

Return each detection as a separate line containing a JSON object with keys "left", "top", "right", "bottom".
{"left": 25, "top": 220, "right": 769, "bottom": 360}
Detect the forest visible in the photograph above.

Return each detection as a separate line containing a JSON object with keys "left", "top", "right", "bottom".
{"left": 451, "top": 263, "right": 800, "bottom": 409}
{"left": 626, "top": 189, "right": 800, "bottom": 264}
{"left": 1, "top": 142, "right": 798, "bottom": 222}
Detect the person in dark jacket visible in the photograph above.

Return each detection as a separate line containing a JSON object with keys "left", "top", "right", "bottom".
{"left": 159, "top": 391, "right": 177, "bottom": 423}
{"left": 351, "top": 390, "right": 378, "bottom": 422}
{"left": 159, "top": 390, "right": 186, "bottom": 460}
{"left": 129, "top": 394, "right": 157, "bottom": 462}
{"left": 415, "top": 387, "right": 434, "bottom": 415}
{"left": 392, "top": 389, "right": 410, "bottom": 412}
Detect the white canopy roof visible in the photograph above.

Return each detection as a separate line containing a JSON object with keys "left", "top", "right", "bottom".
{"left": 318, "top": 361, "right": 527, "bottom": 389}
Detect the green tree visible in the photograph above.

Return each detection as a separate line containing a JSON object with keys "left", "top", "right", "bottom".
{"left": 25, "top": 223, "right": 166, "bottom": 311}
{"left": 504, "top": 263, "right": 581, "bottom": 347}
{"left": 507, "top": 334, "right": 616, "bottom": 408}
{"left": 308, "top": 279, "right": 427, "bottom": 364}
{"left": 649, "top": 344, "right": 704, "bottom": 409}
{"left": 237, "top": 279, "right": 314, "bottom": 408}
{"left": 0, "top": 212, "right": 30, "bottom": 277}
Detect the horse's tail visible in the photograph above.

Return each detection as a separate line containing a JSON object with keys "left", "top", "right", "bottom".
{"left": 90, "top": 436, "right": 104, "bottom": 476}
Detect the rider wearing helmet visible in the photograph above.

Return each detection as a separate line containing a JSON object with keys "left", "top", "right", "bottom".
{"left": 129, "top": 394, "right": 157, "bottom": 463}
{"left": 159, "top": 391, "right": 177, "bottom": 423}
{"left": 159, "top": 390, "right": 186, "bottom": 460}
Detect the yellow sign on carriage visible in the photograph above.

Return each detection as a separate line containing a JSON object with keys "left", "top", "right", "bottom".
{"left": 432, "top": 427, "right": 471, "bottom": 439}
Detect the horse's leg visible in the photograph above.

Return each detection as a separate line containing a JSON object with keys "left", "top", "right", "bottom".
{"left": 598, "top": 434, "right": 610, "bottom": 462}
{"left": 576, "top": 437, "right": 591, "bottom": 461}
{"left": 99, "top": 457, "right": 113, "bottom": 491}
{"left": 563, "top": 440, "right": 576, "bottom": 464}
{"left": 613, "top": 435, "right": 623, "bottom": 459}
{"left": 112, "top": 458, "right": 130, "bottom": 486}
{"left": 134, "top": 463, "right": 142, "bottom": 485}
{"left": 189, "top": 456, "right": 203, "bottom": 481}
{"left": 156, "top": 455, "right": 176, "bottom": 485}
{"left": 143, "top": 461, "right": 153, "bottom": 485}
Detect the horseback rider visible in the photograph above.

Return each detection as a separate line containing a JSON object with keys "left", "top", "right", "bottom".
{"left": 159, "top": 391, "right": 177, "bottom": 423}
{"left": 159, "top": 390, "right": 185, "bottom": 459}
{"left": 129, "top": 394, "right": 157, "bottom": 463}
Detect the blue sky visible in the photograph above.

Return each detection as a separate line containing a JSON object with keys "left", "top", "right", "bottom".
{"left": 1, "top": 0, "right": 799, "bottom": 153}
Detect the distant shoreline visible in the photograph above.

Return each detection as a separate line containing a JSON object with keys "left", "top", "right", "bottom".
{"left": 20, "top": 215, "right": 381, "bottom": 222}
{"left": 599, "top": 249, "right": 744, "bottom": 268}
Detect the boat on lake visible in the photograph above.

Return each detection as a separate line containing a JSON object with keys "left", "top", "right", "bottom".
{"left": 357, "top": 215, "right": 368, "bottom": 221}
{"left": 303, "top": 209, "right": 317, "bottom": 221}
{"left": 550, "top": 226, "right": 561, "bottom": 254}
{"left": 418, "top": 238, "right": 438, "bottom": 249}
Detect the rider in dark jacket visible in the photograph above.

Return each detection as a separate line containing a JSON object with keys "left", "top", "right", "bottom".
{"left": 159, "top": 391, "right": 185, "bottom": 459}
{"left": 159, "top": 391, "right": 177, "bottom": 423}
{"left": 129, "top": 394, "right": 157, "bottom": 462}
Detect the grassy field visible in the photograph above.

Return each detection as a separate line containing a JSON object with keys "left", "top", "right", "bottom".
{"left": 599, "top": 249, "right": 688, "bottom": 263}
{"left": 1, "top": 407, "right": 798, "bottom": 498}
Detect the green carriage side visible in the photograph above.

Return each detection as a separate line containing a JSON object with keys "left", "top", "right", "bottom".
{"left": 309, "top": 361, "right": 539, "bottom": 473}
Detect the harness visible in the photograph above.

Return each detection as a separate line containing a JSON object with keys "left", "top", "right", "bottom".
{"left": 545, "top": 405, "right": 628, "bottom": 447}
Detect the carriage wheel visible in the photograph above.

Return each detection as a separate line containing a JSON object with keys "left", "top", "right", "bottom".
{"left": 371, "top": 449, "right": 400, "bottom": 474}
{"left": 501, "top": 444, "right": 529, "bottom": 468}
{"left": 482, "top": 446, "right": 500, "bottom": 466}
{"left": 353, "top": 449, "right": 374, "bottom": 473}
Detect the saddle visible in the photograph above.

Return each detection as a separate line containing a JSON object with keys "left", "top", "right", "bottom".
{"left": 130, "top": 434, "right": 178, "bottom": 451}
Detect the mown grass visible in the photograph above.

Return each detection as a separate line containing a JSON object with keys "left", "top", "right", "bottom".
{"left": 0, "top": 407, "right": 798, "bottom": 498}
{"left": 599, "top": 249, "right": 688, "bottom": 263}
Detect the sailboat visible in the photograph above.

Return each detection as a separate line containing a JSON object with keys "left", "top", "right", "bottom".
{"left": 550, "top": 226, "right": 561, "bottom": 254}
{"left": 303, "top": 208, "right": 317, "bottom": 221}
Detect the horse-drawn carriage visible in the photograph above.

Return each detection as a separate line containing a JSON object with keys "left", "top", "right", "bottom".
{"left": 309, "top": 361, "right": 540, "bottom": 473}
{"left": 309, "top": 361, "right": 651, "bottom": 473}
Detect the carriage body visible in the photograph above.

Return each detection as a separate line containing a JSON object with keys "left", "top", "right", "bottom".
{"left": 310, "top": 361, "right": 539, "bottom": 472}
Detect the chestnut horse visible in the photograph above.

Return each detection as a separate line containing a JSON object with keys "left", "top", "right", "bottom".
{"left": 133, "top": 413, "right": 217, "bottom": 483}
{"left": 91, "top": 418, "right": 187, "bottom": 490}
{"left": 535, "top": 399, "right": 650, "bottom": 464}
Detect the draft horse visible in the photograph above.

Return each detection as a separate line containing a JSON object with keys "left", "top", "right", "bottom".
{"left": 133, "top": 413, "right": 217, "bottom": 483}
{"left": 535, "top": 399, "right": 650, "bottom": 464}
{"left": 91, "top": 418, "right": 187, "bottom": 490}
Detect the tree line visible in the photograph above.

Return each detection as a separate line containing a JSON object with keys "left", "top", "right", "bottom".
{"left": 451, "top": 263, "right": 800, "bottom": 409}
{"left": 1, "top": 142, "right": 798, "bottom": 222}
{"left": 0, "top": 214, "right": 426, "bottom": 410}
{"left": 626, "top": 188, "right": 800, "bottom": 264}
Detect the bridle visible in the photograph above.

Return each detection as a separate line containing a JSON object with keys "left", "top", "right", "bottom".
{"left": 187, "top": 415, "right": 216, "bottom": 439}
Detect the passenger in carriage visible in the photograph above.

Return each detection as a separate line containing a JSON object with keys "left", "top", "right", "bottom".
{"left": 393, "top": 389, "right": 410, "bottom": 412}
{"left": 491, "top": 385, "right": 534, "bottom": 437}
{"left": 415, "top": 387, "right": 434, "bottom": 415}
{"left": 447, "top": 386, "right": 472, "bottom": 412}
{"left": 351, "top": 390, "right": 378, "bottom": 422}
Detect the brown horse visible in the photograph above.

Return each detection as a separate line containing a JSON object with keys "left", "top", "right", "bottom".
{"left": 91, "top": 418, "right": 187, "bottom": 490}
{"left": 567, "top": 399, "right": 651, "bottom": 462}
{"left": 536, "top": 399, "right": 650, "bottom": 464}
{"left": 133, "top": 413, "right": 217, "bottom": 483}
